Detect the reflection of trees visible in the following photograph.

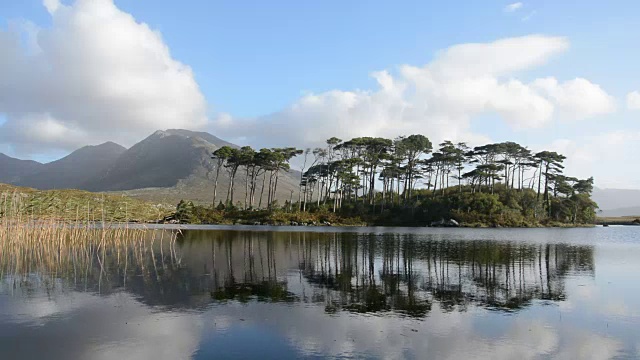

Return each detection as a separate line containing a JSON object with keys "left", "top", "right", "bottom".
{"left": 1, "top": 229, "right": 594, "bottom": 318}
{"left": 180, "top": 231, "right": 593, "bottom": 316}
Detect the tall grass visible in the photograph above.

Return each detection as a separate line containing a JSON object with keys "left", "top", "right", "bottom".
{"left": 0, "top": 188, "right": 181, "bottom": 294}
{"left": 0, "top": 184, "right": 172, "bottom": 223}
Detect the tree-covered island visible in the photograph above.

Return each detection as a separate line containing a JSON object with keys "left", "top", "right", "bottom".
{"left": 173, "top": 135, "right": 598, "bottom": 227}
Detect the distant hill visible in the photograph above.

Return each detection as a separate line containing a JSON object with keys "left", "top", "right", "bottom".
{"left": 2, "top": 129, "right": 301, "bottom": 206}
{"left": 0, "top": 153, "right": 42, "bottom": 184}
{"left": 83, "top": 130, "right": 214, "bottom": 191}
{"left": 598, "top": 207, "right": 640, "bottom": 217}
{"left": 18, "top": 142, "right": 127, "bottom": 190}
{"left": 97, "top": 129, "right": 300, "bottom": 205}
{"left": 592, "top": 188, "right": 640, "bottom": 215}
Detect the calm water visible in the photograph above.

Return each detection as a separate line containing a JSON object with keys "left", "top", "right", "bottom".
{"left": 1, "top": 226, "right": 639, "bottom": 359}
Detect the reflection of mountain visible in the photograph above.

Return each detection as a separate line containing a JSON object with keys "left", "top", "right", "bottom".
{"left": 2, "top": 230, "right": 595, "bottom": 316}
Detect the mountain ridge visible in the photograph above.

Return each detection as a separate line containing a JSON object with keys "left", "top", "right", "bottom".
{"left": 1, "top": 129, "right": 301, "bottom": 206}
{"left": 0, "top": 153, "right": 43, "bottom": 184}
{"left": 17, "top": 142, "right": 127, "bottom": 190}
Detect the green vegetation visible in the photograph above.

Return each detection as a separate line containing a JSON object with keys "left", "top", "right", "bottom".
{"left": 0, "top": 183, "right": 172, "bottom": 222}
{"left": 177, "top": 135, "right": 599, "bottom": 227}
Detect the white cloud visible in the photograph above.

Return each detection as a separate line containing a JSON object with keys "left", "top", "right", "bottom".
{"left": 504, "top": 2, "right": 524, "bottom": 13}
{"left": 546, "top": 131, "right": 640, "bottom": 188}
{"left": 212, "top": 35, "right": 615, "bottom": 150}
{"left": 532, "top": 77, "right": 616, "bottom": 120}
{"left": 0, "top": 0, "right": 208, "bottom": 155}
{"left": 0, "top": 1, "right": 617, "bottom": 164}
{"left": 43, "top": 0, "right": 61, "bottom": 14}
{"left": 627, "top": 91, "right": 640, "bottom": 110}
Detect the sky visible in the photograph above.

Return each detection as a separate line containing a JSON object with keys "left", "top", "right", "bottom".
{"left": 1, "top": 0, "right": 640, "bottom": 188}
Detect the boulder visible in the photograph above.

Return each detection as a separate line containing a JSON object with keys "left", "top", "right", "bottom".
{"left": 447, "top": 219, "right": 460, "bottom": 227}
{"left": 430, "top": 219, "right": 460, "bottom": 227}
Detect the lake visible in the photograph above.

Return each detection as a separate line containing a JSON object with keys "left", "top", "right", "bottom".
{"left": 1, "top": 226, "right": 639, "bottom": 359}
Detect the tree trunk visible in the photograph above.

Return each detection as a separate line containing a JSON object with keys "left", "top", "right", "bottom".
{"left": 259, "top": 173, "right": 267, "bottom": 208}
{"left": 212, "top": 165, "right": 221, "bottom": 207}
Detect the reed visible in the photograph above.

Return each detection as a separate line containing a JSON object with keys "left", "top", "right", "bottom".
{"left": 0, "top": 193, "right": 181, "bottom": 294}
{"left": 0, "top": 183, "right": 172, "bottom": 223}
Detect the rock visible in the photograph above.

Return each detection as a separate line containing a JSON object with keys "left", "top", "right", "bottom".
{"left": 290, "top": 221, "right": 299, "bottom": 226}
{"left": 252, "top": 222, "right": 261, "bottom": 226}
{"left": 446, "top": 219, "right": 460, "bottom": 227}
{"left": 430, "top": 219, "right": 459, "bottom": 227}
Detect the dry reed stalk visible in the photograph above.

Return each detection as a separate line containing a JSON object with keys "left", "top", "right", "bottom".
{"left": 0, "top": 203, "right": 179, "bottom": 294}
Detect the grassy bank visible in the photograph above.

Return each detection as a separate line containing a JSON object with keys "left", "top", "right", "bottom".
{"left": 596, "top": 216, "right": 640, "bottom": 226}
{"left": 0, "top": 183, "right": 172, "bottom": 223}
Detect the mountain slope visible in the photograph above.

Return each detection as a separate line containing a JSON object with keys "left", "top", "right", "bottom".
{"left": 18, "top": 142, "right": 127, "bottom": 190}
{"left": 164, "top": 129, "right": 238, "bottom": 149}
{"left": 2, "top": 129, "right": 301, "bottom": 206}
{"left": 598, "top": 206, "right": 640, "bottom": 217}
{"left": 86, "top": 129, "right": 301, "bottom": 205}
{"left": 84, "top": 130, "right": 214, "bottom": 191}
{"left": 592, "top": 188, "right": 640, "bottom": 211}
{"left": 0, "top": 153, "right": 43, "bottom": 184}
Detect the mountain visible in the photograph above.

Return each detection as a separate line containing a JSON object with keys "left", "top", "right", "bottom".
{"left": 17, "top": 142, "right": 127, "bottom": 190}
{"left": 592, "top": 188, "right": 640, "bottom": 213}
{"left": 598, "top": 206, "right": 640, "bottom": 217}
{"left": 0, "top": 153, "right": 43, "bottom": 184}
{"left": 86, "top": 129, "right": 301, "bottom": 205}
{"left": 1, "top": 129, "right": 301, "bottom": 205}
{"left": 84, "top": 130, "right": 217, "bottom": 191}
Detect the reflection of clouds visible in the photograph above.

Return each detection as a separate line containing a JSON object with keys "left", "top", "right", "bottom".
{"left": 88, "top": 307, "right": 201, "bottom": 360}
{"left": 0, "top": 284, "right": 632, "bottom": 360}
{"left": 554, "top": 331, "right": 623, "bottom": 360}
{"left": 566, "top": 279, "right": 639, "bottom": 320}
{"left": 0, "top": 291, "right": 201, "bottom": 360}
{"left": 198, "top": 302, "right": 627, "bottom": 360}
{"left": 603, "top": 300, "right": 638, "bottom": 318}
{"left": 0, "top": 283, "right": 96, "bottom": 325}
{"left": 574, "top": 282, "right": 597, "bottom": 299}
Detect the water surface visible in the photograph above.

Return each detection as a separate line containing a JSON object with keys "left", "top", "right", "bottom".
{"left": 1, "top": 226, "right": 639, "bottom": 359}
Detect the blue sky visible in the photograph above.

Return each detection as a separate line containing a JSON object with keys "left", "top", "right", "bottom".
{"left": 1, "top": 0, "right": 640, "bottom": 187}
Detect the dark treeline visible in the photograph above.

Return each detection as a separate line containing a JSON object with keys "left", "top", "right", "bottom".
{"left": 203, "top": 135, "right": 597, "bottom": 226}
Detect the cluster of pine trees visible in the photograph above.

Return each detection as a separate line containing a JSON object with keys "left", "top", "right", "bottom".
{"left": 209, "top": 135, "right": 598, "bottom": 226}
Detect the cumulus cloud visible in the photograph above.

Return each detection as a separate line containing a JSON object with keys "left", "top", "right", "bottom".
{"left": 0, "top": 0, "right": 208, "bottom": 155}
{"left": 0, "top": 1, "right": 617, "bottom": 161}
{"left": 212, "top": 35, "right": 615, "bottom": 149}
{"left": 627, "top": 91, "right": 640, "bottom": 110}
{"left": 546, "top": 131, "right": 640, "bottom": 188}
{"left": 532, "top": 77, "right": 616, "bottom": 120}
{"left": 504, "top": 2, "right": 524, "bottom": 13}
